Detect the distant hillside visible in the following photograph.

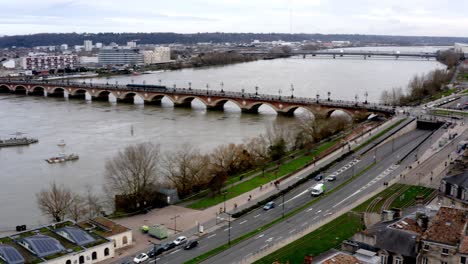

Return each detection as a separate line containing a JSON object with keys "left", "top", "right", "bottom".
{"left": 1, "top": 32, "right": 468, "bottom": 48}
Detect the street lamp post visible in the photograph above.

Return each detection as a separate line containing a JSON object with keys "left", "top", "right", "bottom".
{"left": 355, "top": 94, "right": 359, "bottom": 106}
{"left": 226, "top": 212, "right": 232, "bottom": 246}
{"left": 241, "top": 88, "right": 245, "bottom": 98}
{"left": 148, "top": 241, "right": 159, "bottom": 264}
{"left": 206, "top": 84, "right": 209, "bottom": 95}
{"left": 221, "top": 82, "right": 224, "bottom": 92}
{"left": 327, "top": 91, "right": 331, "bottom": 101}
{"left": 171, "top": 215, "right": 181, "bottom": 233}
{"left": 222, "top": 191, "right": 228, "bottom": 212}
{"left": 364, "top": 91, "right": 369, "bottom": 104}
{"left": 188, "top": 82, "right": 192, "bottom": 90}
{"left": 282, "top": 190, "right": 285, "bottom": 218}
{"left": 278, "top": 88, "right": 282, "bottom": 100}
{"left": 316, "top": 93, "right": 320, "bottom": 103}
{"left": 255, "top": 86, "right": 259, "bottom": 95}
{"left": 158, "top": 79, "right": 162, "bottom": 86}
{"left": 290, "top": 84, "right": 294, "bottom": 99}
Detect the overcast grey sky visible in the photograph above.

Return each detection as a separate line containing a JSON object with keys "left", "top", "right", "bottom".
{"left": 1, "top": 0, "right": 467, "bottom": 37}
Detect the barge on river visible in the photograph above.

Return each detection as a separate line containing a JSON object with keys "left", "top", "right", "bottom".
{"left": 0, "top": 137, "right": 39, "bottom": 148}
{"left": 46, "top": 153, "right": 79, "bottom": 164}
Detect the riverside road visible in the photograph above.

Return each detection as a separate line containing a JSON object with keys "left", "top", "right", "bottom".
{"left": 122, "top": 119, "right": 436, "bottom": 264}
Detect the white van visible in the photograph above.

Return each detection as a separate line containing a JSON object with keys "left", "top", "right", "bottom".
{"left": 311, "top": 183, "right": 324, "bottom": 196}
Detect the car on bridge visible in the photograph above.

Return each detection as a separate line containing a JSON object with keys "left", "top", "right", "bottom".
{"left": 263, "top": 201, "right": 276, "bottom": 210}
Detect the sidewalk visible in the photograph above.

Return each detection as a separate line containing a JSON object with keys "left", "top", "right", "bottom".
{"left": 102, "top": 116, "right": 403, "bottom": 262}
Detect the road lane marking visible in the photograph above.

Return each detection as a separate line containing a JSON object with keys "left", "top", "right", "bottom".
{"left": 207, "top": 234, "right": 216, "bottom": 239}
{"left": 276, "top": 236, "right": 283, "bottom": 241}
{"left": 316, "top": 210, "right": 322, "bottom": 214}
{"left": 312, "top": 216, "right": 319, "bottom": 220}
{"left": 223, "top": 227, "right": 232, "bottom": 231}
{"left": 239, "top": 220, "right": 247, "bottom": 225}
{"left": 261, "top": 244, "right": 268, "bottom": 250}
{"left": 289, "top": 229, "right": 296, "bottom": 234}
{"left": 301, "top": 222, "right": 308, "bottom": 227}
{"left": 257, "top": 234, "right": 265, "bottom": 239}
{"left": 170, "top": 249, "right": 180, "bottom": 255}
{"left": 306, "top": 207, "right": 313, "bottom": 212}
{"left": 266, "top": 237, "right": 274, "bottom": 243}
{"left": 254, "top": 214, "right": 261, "bottom": 218}
{"left": 284, "top": 189, "right": 309, "bottom": 204}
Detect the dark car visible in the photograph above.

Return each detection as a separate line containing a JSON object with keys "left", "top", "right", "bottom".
{"left": 162, "top": 242, "right": 176, "bottom": 252}
{"left": 148, "top": 246, "right": 164, "bottom": 257}
{"left": 314, "top": 174, "right": 323, "bottom": 181}
{"left": 184, "top": 240, "right": 199, "bottom": 250}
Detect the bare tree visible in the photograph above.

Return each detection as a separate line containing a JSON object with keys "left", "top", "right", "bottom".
{"left": 104, "top": 143, "right": 162, "bottom": 210}
{"left": 210, "top": 143, "right": 251, "bottom": 176}
{"left": 36, "top": 182, "right": 74, "bottom": 222}
{"left": 162, "top": 144, "right": 210, "bottom": 196}
{"left": 84, "top": 184, "right": 103, "bottom": 219}
{"left": 67, "top": 193, "right": 87, "bottom": 222}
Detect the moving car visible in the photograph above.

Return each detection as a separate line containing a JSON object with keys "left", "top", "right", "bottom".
{"left": 133, "top": 253, "right": 149, "bottom": 263}
{"left": 314, "top": 174, "right": 323, "bottom": 181}
{"left": 325, "top": 175, "right": 336, "bottom": 182}
{"left": 173, "top": 236, "right": 187, "bottom": 245}
{"left": 263, "top": 201, "right": 276, "bottom": 210}
{"left": 184, "top": 240, "right": 199, "bottom": 250}
{"left": 311, "top": 183, "right": 325, "bottom": 197}
{"left": 147, "top": 246, "right": 164, "bottom": 258}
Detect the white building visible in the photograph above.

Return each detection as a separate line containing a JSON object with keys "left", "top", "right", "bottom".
{"left": 79, "top": 56, "right": 99, "bottom": 66}
{"left": 143, "top": 47, "right": 171, "bottom": 65}
{"left": 21, "top": 54, "right": 78, "bottom": 70}
{"left": 1, "top": 59, "right": 16, "bottom": 69}
{"left": 84, "top": 40, "right": 93, "bottom": 51}
{"left": 0, "top": 218, "right": 130, "bottom": 264}
{"left": 95, "top": 42, "right": 103, "bottom": 49}
{"left": 455, "top": 43, "right": 468, "bottom": 55}
{"left": 60, "top": 44, "right": 68, "bottom": 51}
{"left": 127, "top": 41, "right": 137, "bottom": 48}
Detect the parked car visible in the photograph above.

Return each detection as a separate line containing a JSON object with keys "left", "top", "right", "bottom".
{"left": 325, "top": 175, "right": 336, "bottom": 182}
{"left": 263, "top": 201, "right": 276, "bottom": 210}
{"left": 173, "top": 236, "right": 187, "bottom": 246}
{"left": 184, "top": 240, "right": 199, "bottom": 250}
{"left": 147, "top": 246, "right": 164, "bottom": 258}
{"left": 162, "top": 242, "right": 176, "bottom": 251}
{"left": 314, "top": 174, "right": 323, "bottom": 181}
{"left": 133, "top": 253, "right": 149, "bottom": 263}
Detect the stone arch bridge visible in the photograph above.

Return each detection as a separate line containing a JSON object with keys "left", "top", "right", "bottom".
{"left": 0, "top": 81, "right": 394, "bottom": 118}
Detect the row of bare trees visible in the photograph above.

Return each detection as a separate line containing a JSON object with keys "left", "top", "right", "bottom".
{"left": 37, "top": 114, "right": 353, "bottom": 219}
{"left": 380, "top": 68, "right": 454, "bottom": 106}
{"left": 36, "top": 183, "right": 102, "bottom": 222}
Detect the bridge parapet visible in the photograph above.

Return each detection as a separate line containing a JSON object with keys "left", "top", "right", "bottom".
{"left": 0, "top": 80, "right": 395, "bottom": 116}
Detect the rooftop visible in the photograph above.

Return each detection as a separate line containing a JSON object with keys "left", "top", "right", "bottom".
{"left": 460, "top": 236, "right": 468, "bottom": 254}
{"left": 321, "top": 252, "right": 361, "bottom": 264}
{"left": 422, "top": 207, "right": 467, "bottom": 246}
{"left": 443, "top": 170, "right": 468, "bottom": 188}
{"left": 389, "top": 218, "right": 423, "bottom": 234}
{"left": 78, "top": 217, "right": 130, "bottom": 238}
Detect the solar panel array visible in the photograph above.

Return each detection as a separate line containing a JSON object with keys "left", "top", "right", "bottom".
{"left": 0, "top": 245, "right": 25, "bottom": 264}
{"left": 23, "top": 235, "right": 65, "bottom": 258}
{"left": 60, "top": 227, "right": 95, "bottom": 246}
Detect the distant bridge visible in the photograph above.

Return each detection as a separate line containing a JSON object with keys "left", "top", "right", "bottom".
{"left": 0, "top": 80, "right": 394, "bottom": 117}
{"left": 241, "top": 50, "right": 438, "bottom": 59}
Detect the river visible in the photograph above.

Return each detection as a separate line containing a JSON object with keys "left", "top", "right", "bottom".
{"left": 0, "top": 46, "right": 445, "bottom": 229}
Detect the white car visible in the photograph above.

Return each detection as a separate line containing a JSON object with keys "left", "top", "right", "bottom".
{"left": 173, "top": 236, "right": 187, "bottom": 245}
{"left": 133, "top": 253, "right": 149, "bottom": 263}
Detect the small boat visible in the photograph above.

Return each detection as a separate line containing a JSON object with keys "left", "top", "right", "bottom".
{"left": 57, "top": 140, "right": 66, "bottom": 147}
{"left": 45, "top": 153, "right": 79, "bottom": 164}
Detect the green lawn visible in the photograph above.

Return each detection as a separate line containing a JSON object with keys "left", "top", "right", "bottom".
{"left": 254, "top": 213, "right": 363, "bottom": 264}
{"left": 187, "top": 140, "right": 338, "bottom": 209}
{"left": 390, "top": 185, "right": 435, "bottom": 209}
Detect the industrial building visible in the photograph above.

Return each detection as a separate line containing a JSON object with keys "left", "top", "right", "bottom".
{"left": 98, "top": 47, "right": 144, "bottom": 66}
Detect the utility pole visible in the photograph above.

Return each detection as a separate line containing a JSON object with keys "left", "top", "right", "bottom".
{"left": 226, "top": 212, "right": 232, "bottom": 246}
{"left": 171, "top": 215, "right": 180, "bottom": 233}
{"left": 222, "top": 191, "right": 228, "bottom": 213}
{"left": 282, "top": 191, "right": 285, "bottom": 218}
{"left": 148, "top": 240, "right": 159, "bottom": 264}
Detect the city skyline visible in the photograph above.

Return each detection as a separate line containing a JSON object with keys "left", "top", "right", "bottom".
{"left": 1, "top": 0, "right": 468, "bottom": 37}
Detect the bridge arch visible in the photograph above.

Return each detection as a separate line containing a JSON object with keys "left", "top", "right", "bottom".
{"left": 281, "top": 105, "right": 315, "bottom": 117}
{"left": 325, "top": 109, "right": 354, "bottom": 120}
{"left": 29, "top": 86, "right": 46, "bottom": 96}
{"left": 243, "top": 102, "right": 279, "bottom": 114}
{"left": 13, "top": 85, "right": 27, "bottom": 95}
{"left": 93, "top": 90, "right": 116, "bottom": 102}
{"left": 209, "top": 99, "right": 243, "bottom": 111}
{"left": 174, "top": 95, "right": 208, "bottom": 108}
{"left": 146, "top": 94, "right": 175, "bottom": 105}
{"left": 69, "top": 89, "right": 87, "bottom": 99}
{"left": 118, "top": 91, "right": 144, "bottom": 104}
{"left": 0, "top": 84, "right": 11, "bottom": 93}
{"left": 48, "top": 87, "right": 66, "bottom": 97}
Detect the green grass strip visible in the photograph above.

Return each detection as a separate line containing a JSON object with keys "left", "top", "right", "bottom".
{"left": 187, "top": 140, "right": 338, "bottom": 209}
{"left": 354, "top": 118, "right": 407, "bottom": 152}
{"left": 184, "top": 163, "right": 375, "bottom": 264}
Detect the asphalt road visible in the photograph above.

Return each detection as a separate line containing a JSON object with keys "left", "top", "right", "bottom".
{"left": 129, "top": 122, "right": 434, "bottom": 264}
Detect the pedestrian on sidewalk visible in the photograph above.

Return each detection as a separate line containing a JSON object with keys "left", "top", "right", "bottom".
{"left": 260, "top": 185, "right": 263, "bottom": 191}
{"left": 248, "top": 195, "right": 252, "bottom": 202}
{"left": 234, "top": 203, "right": 238, "bottom": 210}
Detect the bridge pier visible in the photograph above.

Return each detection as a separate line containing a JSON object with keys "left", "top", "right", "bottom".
{"left": 206, "top": 104, "right": 225, "bottom": 111}
{"left": 144, "top": 99, "right": 162, "bottom": 105}
{"left": 173, "top": 101, "right": 192, "bottom": 108}
{"left": 277, "top": 111, "right": 295, "bottom": 117}
{"left": 241, "top": 108, "right": 259, "bottom": 114}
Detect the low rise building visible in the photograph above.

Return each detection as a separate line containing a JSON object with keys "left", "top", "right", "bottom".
{"left": 0, "top": 218, "right": 130, "bottom": 264}
{"left": 98, "top": 47, "right": 144, "bottom": 66}
{"left": 142, "top": 47, "right": 171, "bottom": 65}
{"left": 21, "top": 54, "right": 78, "bottom": 70}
